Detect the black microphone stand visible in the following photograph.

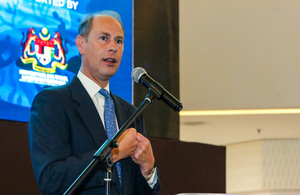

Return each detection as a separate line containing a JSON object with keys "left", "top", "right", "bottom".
{"left": 64, "top": 90, "right": 157, "bottom": 195}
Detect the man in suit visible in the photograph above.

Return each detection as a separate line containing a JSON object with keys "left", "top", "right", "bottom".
{"left": 28, "top": 11, "right": 160, "bottom": 195}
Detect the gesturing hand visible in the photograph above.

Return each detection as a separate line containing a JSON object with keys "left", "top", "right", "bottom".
{"left": 131, "top": 133, "right": 155, "bottom": 176}
{"left": 112, "top": 128, "right": 137, "bottom": 163}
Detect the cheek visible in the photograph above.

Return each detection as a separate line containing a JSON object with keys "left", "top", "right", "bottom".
{"left": 118, "top": 49, "right": 124, "bottom": 58}
{"left": 86, "top": 42, "right": 99, "bottom": 52}
{"left": 85, "top": 47, "right": 101, "bottom": 60}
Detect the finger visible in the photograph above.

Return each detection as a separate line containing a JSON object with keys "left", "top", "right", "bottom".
{"left": 136, "top": 133, "right": 147, "bottom": 143}
{"left": 127, "top": 128, "right": 137, "bottom": 133}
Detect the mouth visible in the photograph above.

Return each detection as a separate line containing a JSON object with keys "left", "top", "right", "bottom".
{"left": 103, "top": 58, "right": 117, "bottom": 64}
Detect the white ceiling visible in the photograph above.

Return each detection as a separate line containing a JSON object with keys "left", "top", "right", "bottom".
{"left": 179, "top": 0, "right": 300, "bottom": 146}
{"left": 180, "top": 113, "right": 300, "bottom": 146}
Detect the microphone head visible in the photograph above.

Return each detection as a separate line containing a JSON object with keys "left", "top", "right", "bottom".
{"left": 132, "top": 67, "right": 147, "bottom": 83}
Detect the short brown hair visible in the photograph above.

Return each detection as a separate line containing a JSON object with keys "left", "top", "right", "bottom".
{"left": 78, "top": 10, "right": 124, "bottom": 42}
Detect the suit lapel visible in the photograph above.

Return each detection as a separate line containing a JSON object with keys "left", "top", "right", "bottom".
{"left": 69, "top": 77, "right": 108, "bottom": 148}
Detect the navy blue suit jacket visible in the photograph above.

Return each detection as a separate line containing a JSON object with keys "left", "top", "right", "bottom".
{"left": 28, "top": 76, "right": 160, "bottom": 195}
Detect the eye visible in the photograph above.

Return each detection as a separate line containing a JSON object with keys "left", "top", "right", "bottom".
{"left": 116, "top": 39, "right": 123, "bottom": 44}
{"left": 99, "top": 36, "right": 108, "bottom": 41}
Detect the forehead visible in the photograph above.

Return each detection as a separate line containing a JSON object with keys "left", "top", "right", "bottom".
{"left": 91, "top": 15, "right": 124, "bottom": 36}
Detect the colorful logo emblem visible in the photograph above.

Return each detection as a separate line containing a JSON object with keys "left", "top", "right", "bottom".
{"left": 20, "top": 27, "right": 68, "bottom": 73}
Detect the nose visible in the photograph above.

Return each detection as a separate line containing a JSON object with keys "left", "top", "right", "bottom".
{"left": 108, "top": 41, "right": 118, "bottom": 53}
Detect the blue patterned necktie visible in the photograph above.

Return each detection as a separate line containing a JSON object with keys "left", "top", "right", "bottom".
{"left": 99, "top": 88, "right": 122, "bottom": 188}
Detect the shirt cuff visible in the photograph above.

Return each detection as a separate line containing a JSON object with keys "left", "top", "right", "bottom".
{"left": 146, "top": 167, "right": 158, "bottom": 189}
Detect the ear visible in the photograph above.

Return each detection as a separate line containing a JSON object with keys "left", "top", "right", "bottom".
{"left": 75, "top": 35, "right": 85, "bottom": 55}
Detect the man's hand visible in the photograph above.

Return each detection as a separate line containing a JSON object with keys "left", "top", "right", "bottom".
{"left": 131, "top": 133, "right": 155, "bottom": 176}
{"left": 112, "top": 128, "right": 137, "bottom": 163}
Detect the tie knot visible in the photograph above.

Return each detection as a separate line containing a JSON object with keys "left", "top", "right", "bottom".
{"left": 99, "top": 88, "right": 110, "bottom": 99}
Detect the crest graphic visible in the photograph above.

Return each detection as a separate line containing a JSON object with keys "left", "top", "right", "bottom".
{"left": 20, "top": 27, "right": 68, "bottom": 73}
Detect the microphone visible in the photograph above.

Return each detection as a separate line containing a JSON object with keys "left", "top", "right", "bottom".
{"left": 132, "top": 67, "right": 183, "bottom": 111}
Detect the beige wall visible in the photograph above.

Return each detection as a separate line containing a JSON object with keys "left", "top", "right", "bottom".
{"left": 180, "top": 0, "right": 300, "bottom": 111}
{"left": 179, "top": 0, "right": 300, "bottom": 146}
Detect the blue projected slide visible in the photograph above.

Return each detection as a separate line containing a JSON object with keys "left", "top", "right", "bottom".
{"left": 0, "top": 0, "right": 133, "bottom": 122}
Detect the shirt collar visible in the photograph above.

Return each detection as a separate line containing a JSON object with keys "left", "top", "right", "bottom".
{"left": 77, "top": 70, "right": 110, "bottom": 98}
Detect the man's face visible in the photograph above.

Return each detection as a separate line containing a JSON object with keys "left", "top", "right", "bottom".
{"left": 77, "top": 15, "right": 124, "bottom": 86}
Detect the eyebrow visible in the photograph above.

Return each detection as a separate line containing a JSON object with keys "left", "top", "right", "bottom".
{"left": 100, "top": 32, "right": 124, "bottom": 40}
